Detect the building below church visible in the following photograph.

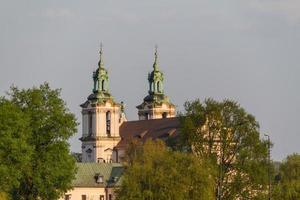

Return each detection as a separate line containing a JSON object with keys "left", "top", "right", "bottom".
{"left": 62, "top": 47, "right": 180, "bottom": 200}
{"left": 62, "top": 163, "right": 123, "bottom": 200}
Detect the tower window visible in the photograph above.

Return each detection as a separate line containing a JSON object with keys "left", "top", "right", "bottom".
{"left": 157, "top": 81, "right": 160, "bottom": 92}
{"left": 150, "top": 82, "right": 153, "bottom": 92}
{"left": 162, "top": 112, "right": 167, "bottom": 118}
{"left": 88, "top": 111, "right": 92, "bottom": 136}
{"left": 106, "top": 111, "right": 111, "bottom": 136}
{"left": 145, "top": 113, "right": 149, "bottom": 120}
{"left": 101, "top": 80, "right": 105, "bottom": 91}
{"left": 86, "top": 148, "right": 92, "bottom": 162}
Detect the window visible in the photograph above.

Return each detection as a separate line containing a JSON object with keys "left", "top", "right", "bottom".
{"left": 157, "top": 81, "right": 160, "bottom": 92}
{"left": 88, "top": 111, "right": 92, "bottom": 136}
{"left": 149, "top": 82, "right": 152, "bottom": 92}
{"left": 81, "top": 195, "right": 87, "bottom": 200}
{"left": 101, "top": 80, "right": 105, "bottom": 91}
{"left": 106, "top": 111, "right": 111, "bottom": 136}
{"left": 162, "top": 112, "right": 167, "bottom": 118}
{"left": 100, "top": 195, "right": 105, "bottom": 200}
{"left": 97, "top": 175, "right": 103, "bottom": 183}
{"left": 109, "top": 194, "right": 112, "bottom": 200}
{"left": 97, "top": 158, "right": 104, "bottom": 163}
{"left": 65, "top": 194, "right": 71, "bottom": 200}
{"left": 95, "top": 173, "right": 104, "bottom": 184}
{"left": 145, "top": 113, "right": 149, "bottom": 120}
{"left": 86, "top": 148, "right": 92, "bottom": 161}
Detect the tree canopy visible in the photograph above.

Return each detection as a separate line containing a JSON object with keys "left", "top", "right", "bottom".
{"left": 0, "top": 100, "right": 32, "bottom": 194}
{"left": 175, "top": 98, "right": 270, "bottom": 200}
{"left": 273, "top": 153, "right": 300, "bottom": 200}
{"left": 116, "top": 140, "right": 216, "bottom": 200}
{"left": 0, "top": 83, "right": 77, "bottom": 200}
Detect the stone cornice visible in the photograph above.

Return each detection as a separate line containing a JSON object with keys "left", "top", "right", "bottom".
{"left": 95, "top": 136, "right": 121, "bottom": 141}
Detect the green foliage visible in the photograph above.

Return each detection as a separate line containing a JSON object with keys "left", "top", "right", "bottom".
{"left": 273, "top": 154, "right": 300, "bottom": 200}
{"left": 116, "top": 140, "right": 216, "bottom": 200}
{"left": 177, "top": 98, "right": 271, "bottom": 200}
{"left": 0, "top": 192, "right": 9, "bottom": 200}
{"left": 0, "top": 83, "right": 77, "bottom": 200}
{"left": 0, "top": 100, "right": 32, "bottom": 193}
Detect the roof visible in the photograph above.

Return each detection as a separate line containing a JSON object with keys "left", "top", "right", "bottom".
{"left": 73, "top": 163, "right": 124, "bottom": 187}
{"left": 116, "top": 117, "right": 180, "bottom": 149}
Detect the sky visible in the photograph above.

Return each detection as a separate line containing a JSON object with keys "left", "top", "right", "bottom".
{"left": 1, "top": 0, "right": 300, "bottom": 161}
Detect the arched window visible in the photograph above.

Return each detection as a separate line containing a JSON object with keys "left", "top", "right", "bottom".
{"left": 86, "top": 148, "right": 92, "bottom": 162}
{"left": 162, "top": 112, "right": 167, "bottom": 118}
{"left": 145, "top": 113, "right": 149, "bottom": 120}
{"left": 93, "top": 79, "right": 97, "bottom": 91}
{"left": 97, "top": 158, "right": 104, "bottom": 163}
{"left": 101, "top": 80, "right": 105, "bottom": 91}
{"left": 157, "top": 81, "right": 160, "bottom": 92}
{"left": 150, "top": 82, "right": 153, "bottom": 92}
{"left": 106, "top": 111, "right": 111, "bottom": 136}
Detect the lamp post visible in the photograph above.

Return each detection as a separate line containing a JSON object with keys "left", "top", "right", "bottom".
{"left": 264, "top": 134, "right": 271, "bottom": 200}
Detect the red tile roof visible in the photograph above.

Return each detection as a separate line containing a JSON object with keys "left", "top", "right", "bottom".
{"left": 115, "top": 117, "right": 180, "bottom": 149}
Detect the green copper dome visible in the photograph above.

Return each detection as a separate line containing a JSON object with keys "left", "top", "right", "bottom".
{"left": 148, "top": 48, "right": 164, "bottom": 95}
{"left": 87, "top": 46, "right": 114, "bottom": 104}
{"left": 136, "top": 47, "right": 175, "bottom": 109}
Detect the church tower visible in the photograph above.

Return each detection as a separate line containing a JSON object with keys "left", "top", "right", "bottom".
{"left": 137, "top": 47, "right": 176, "bottom": 120}
{"left": 80, "top": 46, "right": 125, "bottom": 163}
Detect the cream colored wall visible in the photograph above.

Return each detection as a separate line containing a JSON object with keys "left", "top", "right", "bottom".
{"left": 60, "top": 187, "right": 115, "bottom": 200}
{"left": 138, "top": 102, "right": 176, "bottom": 120}
{"left": 152, "top": 105, "right": 176, "bottom": 118}
{"left": 95, "top": 138, "right": 120, "bottom": 162}
{"left": 94, "top": 102, "right": 120, "bottom": 137}
{"left": 82, "top": 101, "right": 122, "bottom": 163}
{"left": 94, "top": 102, "right": 121, "bottom": 163}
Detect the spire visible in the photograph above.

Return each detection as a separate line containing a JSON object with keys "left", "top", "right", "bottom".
{"left": 98, "top": 43, "right": 104, "bottom": 69}
{"left": 153, "top": 45, "right": 159, "bottom": 71}
{"left": 92, "top": 43, "right": 110, "bottom": 95}
{"left": 147, "top": 45, "right": 164, "bottom": 95}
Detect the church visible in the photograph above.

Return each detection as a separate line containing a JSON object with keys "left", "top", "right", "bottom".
{"left": 62, "top": 48, "right": 180, "bottom": 200}
{"left": 79, "top": 47, "right": 179, "bottom": 164}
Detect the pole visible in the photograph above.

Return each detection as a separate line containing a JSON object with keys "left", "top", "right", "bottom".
{"left": 264, "top": 134, "right": 271, "bottom": 200}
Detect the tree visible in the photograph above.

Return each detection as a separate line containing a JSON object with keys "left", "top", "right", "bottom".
{"left": 273, "top": 154, "right": 300, "bottom": 200}
{"left": 0, "top": 83, "right": 77, "bottom": 200}
{"left": 0, "top": 100, "right": 32, "bottom": 196}
{"left": 176, "top": 98, "right": 270, "bottom": 200}
{"left": 0, "top": 192, "right": 9, "bottom": 200}
{"left": 116, "top": 140, "right": 216, "bottom": 200}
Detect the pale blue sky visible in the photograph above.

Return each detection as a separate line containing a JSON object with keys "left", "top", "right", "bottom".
{"left": 1, "top": 0, "right": 300, "bottom": 160}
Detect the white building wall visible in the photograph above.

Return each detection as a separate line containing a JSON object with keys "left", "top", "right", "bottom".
{"left": 82, "top": 114, "right": 88, "bottom": 136}
{"left": 60, "top": 187, "right": 112, "bottom": 200}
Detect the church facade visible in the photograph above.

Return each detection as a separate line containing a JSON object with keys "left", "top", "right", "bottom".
{"left": 80, "top": 47, "right": 178, "bottom": 164}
